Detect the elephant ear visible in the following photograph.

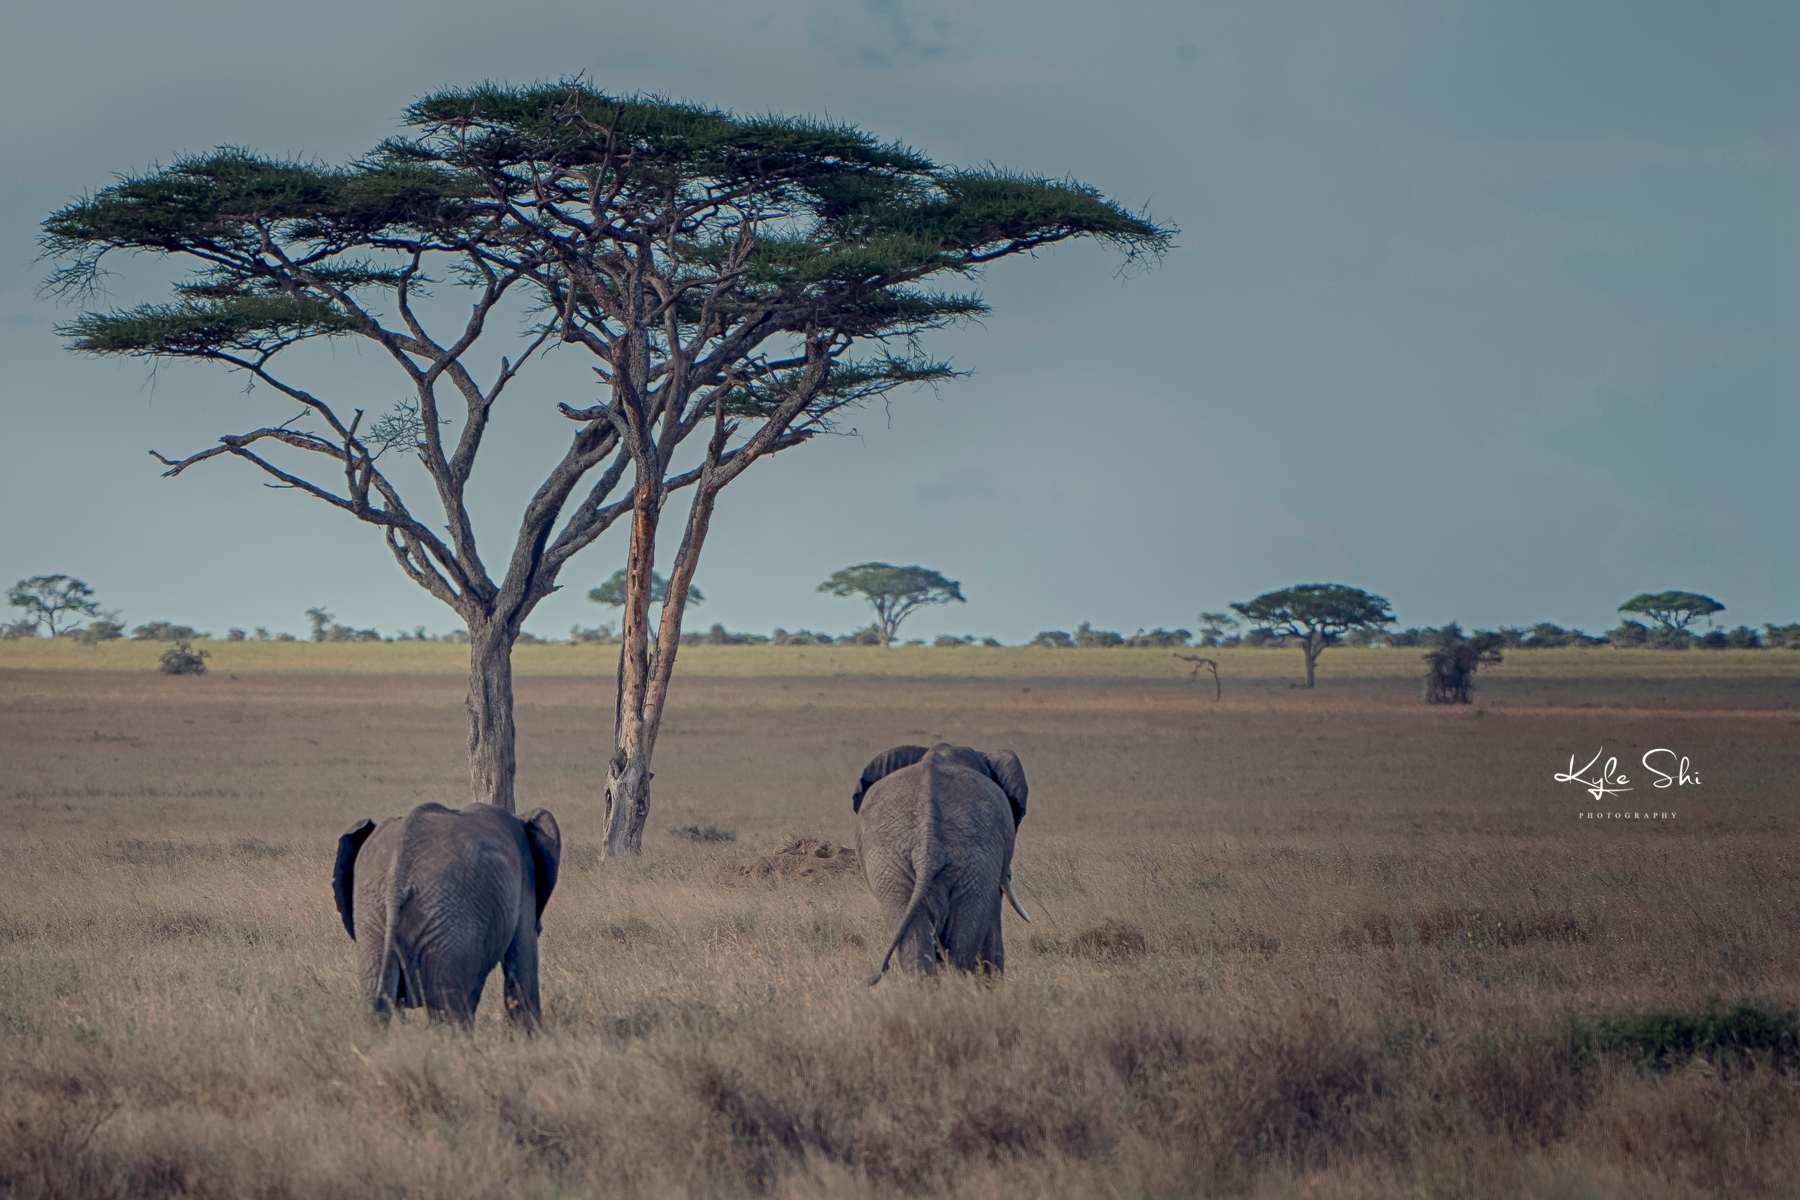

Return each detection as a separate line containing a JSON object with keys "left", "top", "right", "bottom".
{"left": 852, "top": 745, "right": 930, "bottom": 813}
{"left": 332, "top": 818, "right": 376, "bottom": 940}
{"left": 983, "top": 750, "right": 1029, "bottom": 827}
{"left": 520, "top": 808, "right": 561, "bottom": 931}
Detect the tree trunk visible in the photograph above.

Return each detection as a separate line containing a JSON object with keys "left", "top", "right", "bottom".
{"left": 466, "top": 614, "right": 518, "bottom": 812}
{"left": 1302, "top": 638, "right": 1319, "bottom": 689}
{"left": 601, "top": 473, "right": 661, "bottom": 858}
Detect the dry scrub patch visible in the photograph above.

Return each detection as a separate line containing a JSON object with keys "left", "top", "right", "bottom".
{"left": 2, "top": 659, "right": 1797, "bottom": 1197}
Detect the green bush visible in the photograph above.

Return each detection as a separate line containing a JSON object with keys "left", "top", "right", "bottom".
{"left": 132, "top": 621, "right": 203, "bottom": 641}
{"left": 1598, "top": 1000, "right": 1798, "bottom": 1071}
{"left": 1073, "top": 621, "right": 1123, "bottom": 648}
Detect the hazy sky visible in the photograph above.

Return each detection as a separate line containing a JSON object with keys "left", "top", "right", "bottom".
{"left": 2, "top": 1, "right": 1793, "bottom": 643}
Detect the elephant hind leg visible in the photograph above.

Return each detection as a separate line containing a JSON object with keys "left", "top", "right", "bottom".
{"left": 501, "top": 934, "right": 541, "bottom": 1026}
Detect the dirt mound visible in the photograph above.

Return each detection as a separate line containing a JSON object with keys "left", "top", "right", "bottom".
{"left": 738, "top": 837, "right": 861, "bottom": 883}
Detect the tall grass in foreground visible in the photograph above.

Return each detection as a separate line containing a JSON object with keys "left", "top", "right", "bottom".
{"left": 3, "top": 829, "right": 1796, "bottom": 1199}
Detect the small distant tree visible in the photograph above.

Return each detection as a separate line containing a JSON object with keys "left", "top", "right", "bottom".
{"left": 1421, "top": 624, "right": 1505, "bottom": 704}
{"left": 588, "top": 570, "right": 702, "bottom": 611}
{"left": 818, "top": 564, "right": 963, "bottom": 647}
{"left": 305, "top": 608, "right": 334, "bottom": 643}
{"left": 1030, "top": 630, "right": 1074, "bottom": 648}
{"left": 1231, "top": 584, "right": 1395, "bottom": 688}
{"left": 7, "top": 576, "right": 100, "bottom": 636}
{"left": 1764, "top": 623, "right": 1800, "bottom": 650}
{"left": 1195, "top": 612, "right": 1240, "bottom": 647}
{"left": 1073, "top": 621, "right": 1123, "bottom": 648}
{"left": 131, "top": 622, "right": 203, "bottom": 641}
{"left": 1618, "top": 591, "right": 1724, "bottom": 634}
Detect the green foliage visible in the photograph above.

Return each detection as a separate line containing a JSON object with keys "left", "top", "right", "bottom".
{"left": 304, "top": 608, "right": 333, "bottom": 643}
{"left": 131, "top": 622, "right": 202, "bottom": 641}
{"left": 1127, "top": 628, "right": 1191, "bottom": 648}
{"left": 1073, "top": 622, "right": 1123, "bottom": 648}
{"left": 588, "top": 570, "right": 703, "bottom": 610}
{"left": 1698, "top": 626, "right": 1763, "bottom": 650}
{"left": 1030, "top": 630, "right": 1073, "bottom": 648}
{"left": 58, "top": 294, "right": 358, "bottom": 356}
{"left": 157, "top": 640, "right": 209, "bottom": 675}
{"left": 1195, "top": 612, "right": 1240, "bottom": 647}
{"left": 7, "top": 576, "right": 100, "bottom": 636}
{"left": 818, "top": 563, "right": 963, "bottom": 646}
{"left": 1597, "top": 1000, "right": 1798, "bottom": 1071}
{"left": 669, "top": 823, "right": 737, "bottom": 843}
{"left": 679, "top": 624, "right": 766, "bottom": 646}
{"left": 569, "top": 624, "right": 616, "bottom": 645}
{"left": 1764, "top": 623, "right": 1800, "bottom": 649}
{"left": 1618, "top": 591, "right": 1724, "bottom": 633}
{"left": 771, "top": 628, "right": 834, "bottom": 646}
{"left": 1232, "top": 584, "right": 1395, "bottom": 642}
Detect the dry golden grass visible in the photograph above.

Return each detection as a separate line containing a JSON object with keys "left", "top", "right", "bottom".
{"left": 2, "top": 646, "right": 1797, "bottom": 1198}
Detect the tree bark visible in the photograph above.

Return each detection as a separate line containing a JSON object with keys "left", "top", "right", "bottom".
{"left": 1303, "top": 637, "right": 1319, "bottom": 689}
{"left": 466, "top": 614, "right": 518, "bottom": 812}
{"left": 601, "top": 470, "right": 661, "bottom": 857}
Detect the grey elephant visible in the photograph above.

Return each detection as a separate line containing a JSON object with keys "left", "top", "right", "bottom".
{"left": 332, "top": 802, "right": 561, "bottom": 1025}
{"left": 852, "top": 743, "right": 1031, "bottom": 985}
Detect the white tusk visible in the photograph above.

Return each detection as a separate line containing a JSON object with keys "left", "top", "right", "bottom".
{"left": 1001, "top": 878, "right": 1030, "bottom": 923}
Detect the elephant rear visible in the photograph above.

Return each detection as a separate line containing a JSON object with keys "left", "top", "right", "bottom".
{"left": 334, "top": 803, "right": 561, "bottom": 1024}
{"left": 852, "top": 743, "right": 1029, "bottom": 984}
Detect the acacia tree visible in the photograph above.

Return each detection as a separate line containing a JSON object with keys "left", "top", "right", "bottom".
{"left": 6, "top": 575, "right": 100, "bottom": 636}
{"left": 1231, "top": 583, "right": 1394, "bottom": 688}
{"left": 819, "top": 563, "right": 964, "bottom": 646}
{"left": 588, "top": 569, "right": 702, "bottom": 610}
{"left": 1618, "top": 591, "right": 1723, "bottom": 634}
{"left": 46, "top": 83, "right": 1169, "bottom": 852}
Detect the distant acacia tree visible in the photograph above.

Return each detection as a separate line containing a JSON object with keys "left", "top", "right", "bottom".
{"left": 588, "top": 569, "right": 702, "bottom": 611}
{"left": 819, "top": 564, "right": 964, "bottom": 646}
{"left": 1195, "top": 612, "right": 1240, "bottom": 647}
{"left": 46, "top": 83, "right": 1168, "bottom": 851}
{"left": 7, "top": 575, "right": 99, "bottom": 636}
{"left": 1618, "top": 591, "right": 1723, "bottom": 634}
{"left": 1231, "top": 584, "right": 1395, "bottom": 688}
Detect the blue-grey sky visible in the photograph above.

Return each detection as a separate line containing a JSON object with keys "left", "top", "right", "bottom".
{"left": 2, "top": 1, "right": 1794, "bottom": 643}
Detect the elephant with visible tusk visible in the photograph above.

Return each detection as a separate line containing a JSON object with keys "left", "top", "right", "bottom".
{"left": 333, "top": 802, "right": 561, "bottom": 1025}
{"left": 852, "top": 743, "right": 1030, "bottom": 985}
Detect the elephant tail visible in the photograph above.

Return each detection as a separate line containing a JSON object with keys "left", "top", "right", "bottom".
{"left": 377, "top": 880, "right": 423, "bottom": 1013}
{"left": 866, "top": 863, "right": 935, "bottom": 987}
{"left": 377, "top": 808, "right": 429, "bottom": 1013}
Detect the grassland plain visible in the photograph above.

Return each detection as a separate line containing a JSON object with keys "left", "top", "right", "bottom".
{"left": 1, "top": 643, "right": 1797, "bottom": 1198}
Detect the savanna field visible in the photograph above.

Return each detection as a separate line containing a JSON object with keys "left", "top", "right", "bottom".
{"left": 1, "top": 642, "right": 1796, "bottom": 1199}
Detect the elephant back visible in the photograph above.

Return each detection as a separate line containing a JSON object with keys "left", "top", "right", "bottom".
{"left": 852, "top": 744, "right": 931, "bottom": 812}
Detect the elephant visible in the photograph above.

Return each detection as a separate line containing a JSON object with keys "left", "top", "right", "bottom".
{"left": 332, "top": 802, "right": 561, "bottom": 1025}
{"left": 852, "top": 743, "right": 1031, "bottom": 985}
